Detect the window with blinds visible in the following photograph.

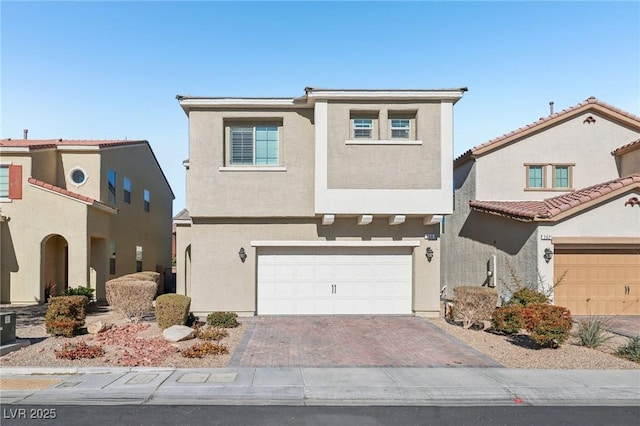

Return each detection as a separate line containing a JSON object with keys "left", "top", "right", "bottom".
{"left": 230, "top": 125, "right": 279, "bottom": 166}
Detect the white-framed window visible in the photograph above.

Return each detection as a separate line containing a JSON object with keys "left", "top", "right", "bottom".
{"left": 107, "top": 169, "right": 116, "bottom": 204}
{"left": 124, "top": 177, "right": 131, "bottom": 204}
{"left": 0, "top": 165, "right": 9, "bottom": 198}
{"left": 526, "top": 165, "right": 545, "bottom": 189}
{"left": 352, "top": 118, "right": 374, "bottom": 139}
{"left": 390, "top": 119, "right": 411, "bottom": 139}
{"left": 68, "top": 167, "right": 88, "bottom": 187}
{"left": 230, "top": 125, "right": 279, "bottom": 166}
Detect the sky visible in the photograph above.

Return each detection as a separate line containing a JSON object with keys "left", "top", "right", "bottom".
{"left": 2, "top": 1, "right": 639, "bottom": 212}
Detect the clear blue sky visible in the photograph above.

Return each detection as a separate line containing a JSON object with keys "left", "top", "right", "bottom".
{"left": 2, "top": 1, "right": 639, "bottom": 212}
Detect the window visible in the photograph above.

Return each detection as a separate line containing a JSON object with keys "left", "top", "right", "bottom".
{"left": 527, "top": 165, "right": 544, "bottom": 189}
{"left": 230, "top": 125, "right": 279, "bottom": 166}
{"left": 143, "top": 189, "right": 150, "bottom": 212}
{"left": 390, "top": 119, "right": 411, "bottom": 139}
{"left": 0, "top": 164, "right": 22, "bottom": 200}
{"left": 124, "top": 178, "right": 131, "bottom": 204}
{"left": 108, "top": 169, "right": 116, "bottom": 204}
{"left": 69, "top": 167, "right": 87, "bottom": 186}
{"left": 353, "top": 119, "right": 373, "bottom": 139}
{"left": 553, "top": 166, "right": 571, "bottom": 189}
{"left": 109, "top": 241, "right": 116, "bottom": 275}
{"left": 136, "top": 246, "right": 143, "bottom": 272}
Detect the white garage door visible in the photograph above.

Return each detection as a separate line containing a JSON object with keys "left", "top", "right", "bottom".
{"left": 257, "top": 250, "right": 412, "bottom": 315}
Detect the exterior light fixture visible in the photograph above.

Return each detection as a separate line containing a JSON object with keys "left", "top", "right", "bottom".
{"left": 239, "top": 247, "right": 247, "bottom": 263}
{"left": 543, "top": 248, "right": 553, "bottom": 263}
{"left": 426, "top": 247, "right": 434, "bottom": 262}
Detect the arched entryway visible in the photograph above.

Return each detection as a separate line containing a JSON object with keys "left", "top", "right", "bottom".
{"left": 41, "top": 234, "right": 68, "bottom": 301}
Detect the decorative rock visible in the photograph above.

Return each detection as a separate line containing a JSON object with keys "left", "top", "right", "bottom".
{"left": 87, "top": 321, "right": 111, "bottom": 334}
{"left": 162, "top": 325, "right": 195, "bottom": 342}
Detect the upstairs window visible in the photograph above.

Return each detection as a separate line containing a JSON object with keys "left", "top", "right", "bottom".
{"left": 553, "top": 165, "right": 572, "bottom": 189}
{"left": 390, "top": 119, "right": 411, "bottom": 139}
{"left": 230, "top": 125, "right": 279, "bottom": 166}
{"left": 124, "top": 178, "right": 131, "bottom": 204}
{"left": 0, "top": 164, "right": 22, "bottom": 200}
{"left": 353, "top": 119, "right": 373, "bottom": 139}
{"left": 107, "top": 169, "right": 116, "bottom": 204}
{"left": 143, "top": 189, "right": 150, "bottom": 212}
{"left": 0, "top": 166, "right": 9, "bottom": 198}
{"left": 527, "top": 165, "right": 544, "bottom": 189}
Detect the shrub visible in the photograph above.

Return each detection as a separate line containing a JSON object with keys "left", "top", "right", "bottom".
{"left": 452, "top": 286, "right": 499, "bottom": 329}
{"left": 105, "top": 279, "right": 157, "bottom": 322}
{"left": 505, "top": 288, "right": 549, "bottom": 307}
{"left": 62, "top": 286, "right": 95, "bottom": 301}
{"left": 614, "top": 336, "right": 640, "bottom": 363}
{"left": 491, "top": 305, "right": 525, "bottom": 334}
{"left": 45, "top": 296, "right": 88, "bottom": 337}
{"left": 55, "top": 342, "right": 105, "bottom": 360}
{"left": 575, "top": 316, "right": 614, "bottom": 348}
{"left": 155, "top": 294, "right": 192, "bottom": 329}
{"left": 206, "top": 311, "right": 239, "bottom": 328}
{"left": 126, "top": 271, "right": 160, "bottom": 283}
{"left": 522, "top": 304, "right": 573, "bottom": 348}
{"left": 194, "top": 324, "right": 229, "bottom": 341}
{"left": 181, "top": 341, "right": 228, "bottom": 358}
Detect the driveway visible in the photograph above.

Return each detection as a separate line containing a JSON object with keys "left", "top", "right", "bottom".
{"left": 230, "top": 316, "right": 501, "bottom": 368}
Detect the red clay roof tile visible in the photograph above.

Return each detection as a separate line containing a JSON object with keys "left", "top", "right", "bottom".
{"left": 0, "top": 139, "right": 147, "bottom": 150}
{"left": 469, "top": 174, "right": 640, "bottom": 221}
{"left": 28, "top": 177, "right": 97, "bottom": 204}
{"left": 612, "top": 139, "right": 640, "bottom": 156}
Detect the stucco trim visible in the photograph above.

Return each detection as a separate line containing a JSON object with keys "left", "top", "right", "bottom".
{"left": 250, "top": 240, "right": 421, "bottom": 247}
{"left": 345, "top": 139, "right": 423, "bottom": 145}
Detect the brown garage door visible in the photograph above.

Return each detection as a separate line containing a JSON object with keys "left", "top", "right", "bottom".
{"left": 554, "top": 250, "right": 640, "bottom": 315}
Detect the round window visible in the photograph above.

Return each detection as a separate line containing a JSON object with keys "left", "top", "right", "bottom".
{"left": 69, "top": 167, "right": 87, "bottom": 186}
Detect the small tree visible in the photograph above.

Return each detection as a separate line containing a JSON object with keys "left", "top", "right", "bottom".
{"left": 453, "top": 286, "right": 498, "bottom": 329}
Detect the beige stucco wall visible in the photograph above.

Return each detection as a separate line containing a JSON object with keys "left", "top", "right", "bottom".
{"left": 618, "top": 149, "right": 640, "bottom": 176}
{"left": 30, "top": 149, "right": 58, "bottom": 184}
{"left": 58, "top": 151, "right": 102, "bottom": 198}
{"left": 326, "top": 102, "right": 441, "bottom": 189}
{"left": 475, "top": 113, "right": 640, "bottom": 200}
{"left": 187, "top": 109, "right": 315, "bottom": 218}
{"left": 186, "top": 217, "right": 441, "bottom": 317}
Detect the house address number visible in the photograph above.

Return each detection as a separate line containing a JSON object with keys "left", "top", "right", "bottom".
{"left": 540, "top": 234, "right": 552, "bottom": 241}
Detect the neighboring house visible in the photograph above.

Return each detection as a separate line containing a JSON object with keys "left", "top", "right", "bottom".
{"left": 174, "top": 86, "right": 467, "bottom": 317}
{"left": 0, "top": 138, "right": 174, "bottom": 304}
{"left": 442, "top": 97, "right": 640, "bottom": 316}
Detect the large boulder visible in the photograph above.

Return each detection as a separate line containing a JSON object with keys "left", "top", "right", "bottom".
{"left": 162, "top": 325, "right": 195, "bottom": 343}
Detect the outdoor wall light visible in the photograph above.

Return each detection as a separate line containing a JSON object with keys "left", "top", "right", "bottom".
{"left": 426, "top": 247, "right": 434, "bottom": 262}
{"left": 238, "top": 247, "right": 247, "bottom": 263}
{"left": 543, "top": 248, "right": 553, "bottom": 263}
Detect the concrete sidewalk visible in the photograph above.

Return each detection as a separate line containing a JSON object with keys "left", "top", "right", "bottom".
{"left": 1, "top": 367, "right": 639, "bottom": 406}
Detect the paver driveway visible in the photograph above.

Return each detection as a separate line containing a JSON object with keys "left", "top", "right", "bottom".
{"left": 231, "top": 316, "right": 501, "bottom": 368}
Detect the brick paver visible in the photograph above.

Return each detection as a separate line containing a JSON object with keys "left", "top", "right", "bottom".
{"left": 236, "top": 316, "right": 501, "bottom": 367}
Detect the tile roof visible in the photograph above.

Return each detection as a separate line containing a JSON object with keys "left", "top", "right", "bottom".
{"left": 455, "top": 97, "right": 640, "bottom": 165}
{"left": 28, "top": 178, "right": 114, "bottom": 210}
{"left": 469, "top": 174, "right": 640, "bottom": 221}
{"left": 612, "top": 139, "right": 640, "bottom": 156}
{"left": 0, "top": 139, "right": 147, "bottom": 150}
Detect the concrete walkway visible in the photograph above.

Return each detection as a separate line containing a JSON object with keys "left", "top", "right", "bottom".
{"left": 1, "top": 367, "right": 639, "bottom": 406}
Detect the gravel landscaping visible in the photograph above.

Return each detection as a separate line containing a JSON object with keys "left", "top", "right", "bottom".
{"left": 1, "top": 303, "right": 638, "bottom": 369}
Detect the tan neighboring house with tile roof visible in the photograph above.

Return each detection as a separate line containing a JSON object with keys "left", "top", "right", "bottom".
{"left": 442, "top": 97, "right": 640, "bottom": 315}
{"left": 174, "top": 86, "right": 467, "bottom": 317}
{"left": 0, "top": 138, "right": 174, "bottom": 304}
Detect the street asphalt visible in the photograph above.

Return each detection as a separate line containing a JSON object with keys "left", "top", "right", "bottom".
{"left": 1, "top": 366, "right": 639, "bottom": 406}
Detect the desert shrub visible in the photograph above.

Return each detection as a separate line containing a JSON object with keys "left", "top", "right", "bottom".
{"left": 522, "top": 304, "right": 573, "bottom": 348}
{"left": 206, "top": 311, "right": 239, "bottom": 328}
{"left": 45, "top": 296, "right": 88, "bottom": 337}
{"left": 126, "top": 271, "right": 160, "bottom": 283}
{"left": 193, "top": 324, "right": 228, "bottom": 341}
{"left": 105, "top": 279, "right": 157, "bottom": 322}
{"left": 452, "top": 286, "right": 499, "bottom": 329}
{"left": 615, "top": 336, "right": 640, "bottom": 363}
{"left": 491, "top": 305, "right": 525, "bottom": 334}
{"left": 505, "top": 287, "right": 549, "bottom": 307}
{"left": 181, "top": 341, "right": 228, "bottom": 358}
{"left": 155, "top": 294, "right": 192, "bottom": 329}
{"left": 62, "top": 286, "right": 95, "bottom": 301}
{"left": 575, "top": 316, "right": 614, "bottom": 348}
{"left": 55, "top": 341, "right": 104, "bottom": 360}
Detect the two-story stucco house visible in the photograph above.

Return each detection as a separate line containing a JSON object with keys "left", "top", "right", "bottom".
{"left": 175, "top": 87, "right": 467, "bottom": 317}
{"left": 442, "top": 98, "right": 640, "bottom": 316}
{"left": 0, "top": 138, "right": 174, "bottom": 304}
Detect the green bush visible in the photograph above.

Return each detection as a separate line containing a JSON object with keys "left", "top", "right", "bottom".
{"left": 491, "top": 305, "right": 525, "bottom": 334}
{"left": 452, "top": 286, "right": 499, "bottom": 329}
{"left": 575, "top": 316, "right": 613, "bottom": 348}
{"left": 522, "top": 304, "right": 573, "bottom": 348}
{"left": 105, "top": 279, "right": 157, "bottom": 322}
{"left": 155, "top": 294, "right": 192, "bottom": 329}
{"left": 206, "top": 311, "right": 239, "bottom": 328}
{"left": 62, "top": 286, "right": 95, "bottom": 301}
{"left": 45, "top": 295, "right": 88, "bottom": 337}
{"left": 615, "top": 336, "right": 640, "bottom": 363}
{"left": 505, "top": 288, "right": 549, "bottom": 307}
